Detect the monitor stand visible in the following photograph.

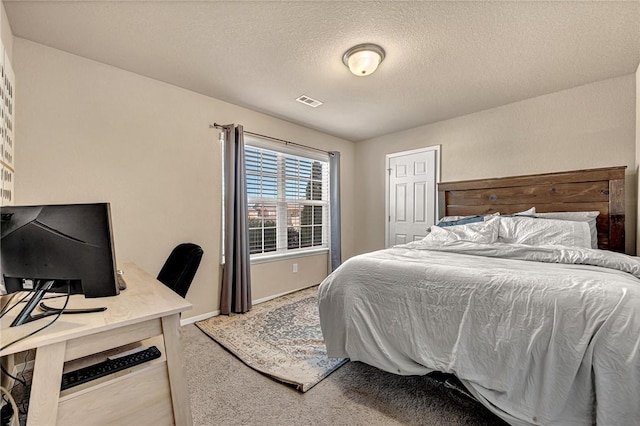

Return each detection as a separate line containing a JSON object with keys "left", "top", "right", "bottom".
{"left": 38, "top": 302, "right": 106, "bottom": 315}
{"left": 11, "top": 279, "right": 57, "bottom": 327}
{"left": 10, "top": 280, "right": 107, "bottom": 327}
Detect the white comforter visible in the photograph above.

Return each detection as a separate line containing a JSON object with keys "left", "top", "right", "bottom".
{"left": 318, "top": 241, "right": 640, "bottom": 425}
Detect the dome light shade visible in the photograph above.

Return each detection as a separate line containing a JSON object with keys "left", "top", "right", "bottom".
{"left": 342, "top": 44, "right": 385, "bottom": 76}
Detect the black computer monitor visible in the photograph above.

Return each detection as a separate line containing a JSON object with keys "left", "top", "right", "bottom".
{"left": 1, "top": 202, "right": 119, "bottom": 326}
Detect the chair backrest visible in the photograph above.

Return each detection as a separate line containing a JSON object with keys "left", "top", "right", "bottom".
{"left": 157, "top": 243, "right": 203, "bottom": 298}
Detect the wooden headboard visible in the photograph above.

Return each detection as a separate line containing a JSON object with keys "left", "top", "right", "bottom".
{"left": 437, "top": 166, "right": 626, "bottom": 252}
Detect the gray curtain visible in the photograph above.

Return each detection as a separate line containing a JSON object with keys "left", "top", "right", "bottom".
{"left": 329, "top": 151, "right": 342, "bottom": 272}
{"left": 220, "top": 124, "right": 252, "bottom": 314}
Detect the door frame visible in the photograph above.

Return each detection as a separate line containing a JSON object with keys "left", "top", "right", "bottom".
{"left": 385, "top": 145, "right": 441, "bottom": 248}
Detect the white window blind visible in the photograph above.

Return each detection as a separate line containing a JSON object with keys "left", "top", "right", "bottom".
{"left": 245, "top": 143, "right": 329, "bottom": 257}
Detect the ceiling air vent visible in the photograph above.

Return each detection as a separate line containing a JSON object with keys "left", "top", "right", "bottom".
{"left": 295, "top": 95, "right": 323, "bottom": 108}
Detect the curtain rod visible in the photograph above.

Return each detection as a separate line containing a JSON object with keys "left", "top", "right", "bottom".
{"left": 210, "top": 123, "right": 332, "bottom": 155}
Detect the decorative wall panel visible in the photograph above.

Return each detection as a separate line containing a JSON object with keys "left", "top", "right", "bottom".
{"left": 0, "top": 41, "right": 14, "bottom": 206}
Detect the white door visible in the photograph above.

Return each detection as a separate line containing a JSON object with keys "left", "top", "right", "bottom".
{"left": 386, "top": 146, "right": 439, "bottom": 247}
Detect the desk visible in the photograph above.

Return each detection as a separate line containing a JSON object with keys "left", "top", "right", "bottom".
{"left": 0, "top": 263, "right": 193, "bottom": 426}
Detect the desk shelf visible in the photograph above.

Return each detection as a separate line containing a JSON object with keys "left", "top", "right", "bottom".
{"left": 59, "top": 335, "right": 167, "bottom": 398}
{"left": 58, "top": 362, "right": 174, "bottom": 426}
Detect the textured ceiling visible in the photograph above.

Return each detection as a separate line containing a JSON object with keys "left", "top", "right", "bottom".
{"left": 4, "top": 1, "right": 640, "bottom": 141}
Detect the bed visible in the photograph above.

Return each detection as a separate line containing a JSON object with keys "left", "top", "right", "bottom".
{"left": 318, "top": 166, "right": 639, "bottom": 426}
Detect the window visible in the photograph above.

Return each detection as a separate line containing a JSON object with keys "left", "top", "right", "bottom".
{"left": 245, "top": 142, "right": 329, "bottom": 258}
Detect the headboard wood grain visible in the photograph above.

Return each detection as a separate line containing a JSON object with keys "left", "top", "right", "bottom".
{"left": 437, "top": 166, "right": 626, "bottom": 252}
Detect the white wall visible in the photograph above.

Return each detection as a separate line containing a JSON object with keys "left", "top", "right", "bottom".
{"left": 13, "top": 38, "right": 356, "bottom": 322}
{"left": 355, "top": 75, "right": 637, "bottom": 255}
{"left": 0, "top": 3, "right": 12, "bottom": 60}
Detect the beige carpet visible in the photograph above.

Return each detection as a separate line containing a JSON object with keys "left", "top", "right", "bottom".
{"left": 183, "top": 324, "right": 508, "bottom": 426}
{"left": 195, "top": 286, "right": 347, "bottom": 392}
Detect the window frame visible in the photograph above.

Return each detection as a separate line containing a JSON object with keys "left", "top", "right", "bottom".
{"left": 243, "top": 136, "right": 330, "bottom": 262}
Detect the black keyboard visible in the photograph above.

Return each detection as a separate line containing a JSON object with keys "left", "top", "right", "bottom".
{"left": 60, "top": 346, "right": 162, "bottom": 391}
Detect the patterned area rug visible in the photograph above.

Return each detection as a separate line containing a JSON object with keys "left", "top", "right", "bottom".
{"left": 195, "top": 286, "right": 347, "bottom": 392}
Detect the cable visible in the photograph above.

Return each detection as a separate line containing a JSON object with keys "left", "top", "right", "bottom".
{"left": 0, "top": 386, "right": 19, "bottom": 426}
{"left": 0, "top": 293, "right": 18, "bottom": 317}
{"left": 0, "top": 365, "right": 25, "bottom": 388}
{"left": 11, "top": 349, "right": 33, "bottom": 416}
{"left": 0, "top": 293, "right": 30, "bottom": 319}
{"left": 0, "top": 349, "right": 32, "bottom": 418}
{"left": 0, "top": 284, "right": 71, "bottom": 353}
{"left": 0, "top": 286, "right": 71, "bottom": 424}
{"left": 1, "top": 293, "right": 69, "bottom": 319}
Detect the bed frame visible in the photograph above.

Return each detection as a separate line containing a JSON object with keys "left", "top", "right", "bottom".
{"left": 437, "top": 166, "right": 626, "bottom": 252}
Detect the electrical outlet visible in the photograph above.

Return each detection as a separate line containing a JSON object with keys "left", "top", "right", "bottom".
{"left": 293, "top": 263, "right": 298, "bottom": 273}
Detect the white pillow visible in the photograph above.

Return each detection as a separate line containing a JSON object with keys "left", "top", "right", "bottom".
{"left": 426, "top": 217, "right": 500, "bottom": 244}
{"left": 534, "top": 211, "right": 599, "bottom": 249}
{"left": 510, "top": 207, "right": 536, "bottom": 216}
{"left": 438, "top": 209, "right": 533, "bottom": 223}
{"left": 437, "top": 212, "right": 499, "bottom": 224}
{"left": 498, "top": 216, "right": 591, "bottom": 249}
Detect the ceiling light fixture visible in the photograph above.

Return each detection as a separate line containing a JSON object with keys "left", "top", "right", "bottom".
{"left": 342, "top": 43, "right": 385, "bottom": 77}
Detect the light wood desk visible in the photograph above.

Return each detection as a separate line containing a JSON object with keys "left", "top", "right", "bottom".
{"left": 0, "top": 262, "right": 193, "bottom": 426}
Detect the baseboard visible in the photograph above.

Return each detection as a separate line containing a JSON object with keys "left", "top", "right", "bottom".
{"left": 252, "top": 284, "right": 317, "bottom": 305}
{"left": 180, "top": 284, "right": 318, "bottom": 327}
{"left": 17, "top": 360, "right": 35, "bottom": 372}
{"left": 180, "top": 310, "right": 219, "bottom": 326}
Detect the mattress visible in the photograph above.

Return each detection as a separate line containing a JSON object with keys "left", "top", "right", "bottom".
{"left": 318, "top": 240, "right": 640, "bottom": 425}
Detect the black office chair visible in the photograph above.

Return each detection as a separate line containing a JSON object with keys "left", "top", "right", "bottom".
{"left": 157, "top": 243, "right": 203, "bottom": 298}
